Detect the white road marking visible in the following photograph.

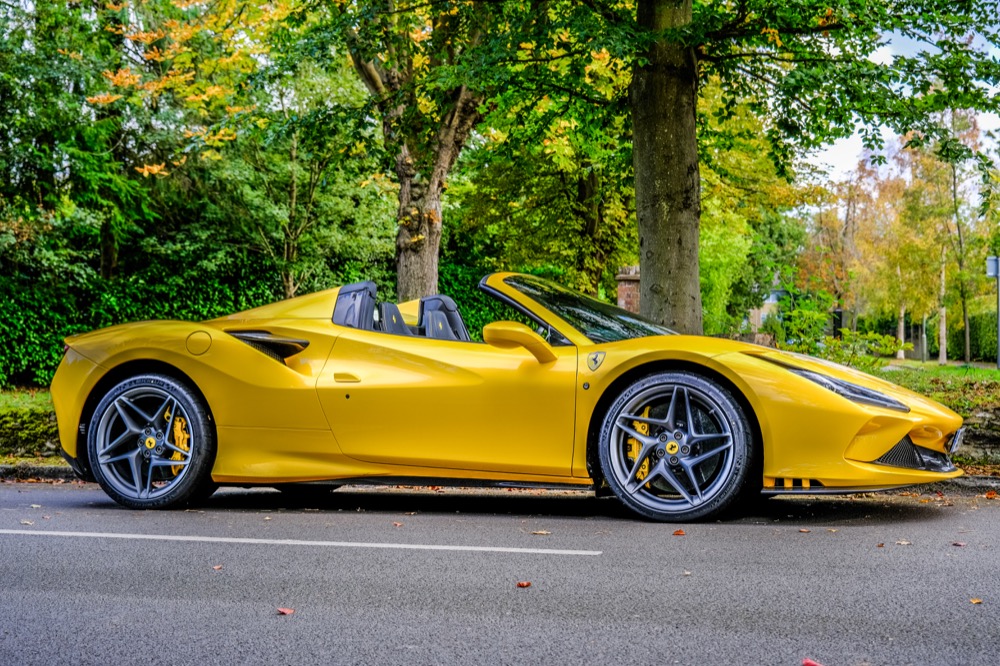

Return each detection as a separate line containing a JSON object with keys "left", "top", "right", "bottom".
{"left": 0, "top": 529, "right": 601, "bottom": 556}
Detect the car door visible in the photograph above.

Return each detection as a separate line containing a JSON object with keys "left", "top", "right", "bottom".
{"left": 316, "top": 328, "right": 578, "bottom": 477}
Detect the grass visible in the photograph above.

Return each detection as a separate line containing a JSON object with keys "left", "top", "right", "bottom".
{"left": 0, "top": 389, "right": 53, "bottom": 411}
{"left": 876, "top": 361, "right": 1000, "bottom": 418}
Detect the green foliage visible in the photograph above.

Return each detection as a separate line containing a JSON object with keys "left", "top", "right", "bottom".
{"left": 818, "top": 330, "right": 910, "bottom": 374}
{"left": 769, "top": 285, "right": 835, "bottom": 355}
{"left": 946, "top": 312, "right": 1000, "bottom": 363}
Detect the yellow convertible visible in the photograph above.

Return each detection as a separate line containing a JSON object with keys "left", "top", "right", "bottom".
{"left": 51, "top": 273, "right": 964, "bottom": 521}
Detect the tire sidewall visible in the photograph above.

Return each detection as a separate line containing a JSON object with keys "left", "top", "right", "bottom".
{"left": 87, "top": 373, "right": 215, "bottom": 509}
{"left": 597, "top": 371, "right": 752, "bottom": 522}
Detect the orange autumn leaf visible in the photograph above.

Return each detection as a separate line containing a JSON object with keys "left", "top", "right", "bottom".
{"left": 277, "top": 607, "right": 295, "bottom": 615}
{"left": 672, "top": 529, "right": 685, "bottom": 536}
{"left": 971, "top": 598, "right": 983, "bottom": 605}
{"left": 985, "top": 490, "right": 997, "bottom": 500}
{"left": 392, "top": 522, "right": 403, "bottom": 527}
{"left": 515, "top": 581, "right": 531, "bottom": 588}
{"left": 103, "top": 67, "right": 141, "bottom": 88}
{"left": 799, "top": 529, "right": 811, "bottom": 533}
{"left": 86, "top": 93, "right": 123, "bottom": 105}
{"left": 135, "top": 163, "right": 168, "bottom": 178}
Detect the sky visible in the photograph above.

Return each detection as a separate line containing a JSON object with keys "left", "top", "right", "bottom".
{"left": 808, "top": 32, "right": 1000, "bottom": 181}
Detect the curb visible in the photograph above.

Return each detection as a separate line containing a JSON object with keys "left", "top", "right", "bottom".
{"left": 3, "top": 463, "right": 1000, "bottom": 494}
{"left": 0, "top": 463, "right": 79, "bottom": 481}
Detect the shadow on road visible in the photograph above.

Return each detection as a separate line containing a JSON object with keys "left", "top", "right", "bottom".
{"left": 184, "top": 485, "right": 955, "bottom": 526}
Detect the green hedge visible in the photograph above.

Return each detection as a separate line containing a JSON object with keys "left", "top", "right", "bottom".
{"left": 933, "top": 312, "right": 1000, "bottom": 362}
{"left": 0, "top": 406, "right": 59, "bottom": 457}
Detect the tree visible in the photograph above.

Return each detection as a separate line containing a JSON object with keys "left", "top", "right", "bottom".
{"left": 565, "top": 0, "right": 1000, "bottom": 332}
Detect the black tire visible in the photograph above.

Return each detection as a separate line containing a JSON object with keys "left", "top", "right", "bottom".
{"left": 597, "top": 371, "right": 754, "bottom": 522}
{"left": 87, "top": 373, "right": 216, "bottom": 509}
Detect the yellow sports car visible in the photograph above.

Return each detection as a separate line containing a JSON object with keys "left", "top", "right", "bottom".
{"left": 51, "top": 272, "right": 964, "bottom": 521}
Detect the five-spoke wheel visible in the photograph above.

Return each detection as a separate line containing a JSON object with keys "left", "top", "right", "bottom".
{"left": 87, "top": 374, "right": 216, "bottom": 509}
{"left": 598, "top": 371, "right": 754, "bottom": 521}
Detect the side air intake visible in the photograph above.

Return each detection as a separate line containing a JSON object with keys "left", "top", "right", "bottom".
{"left": 227, "top": 330, "right": 309, "bottom": 362}
{"left": 874, "top": 436, "right": 956, "bottom": 473}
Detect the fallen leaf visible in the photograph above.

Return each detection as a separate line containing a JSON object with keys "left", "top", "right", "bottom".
{"left": 263, "top": 516, "right": 272, "bottom": 521}
{"left": 30, "top": 504, "right": 41, "bottom": 508}
{"left": 971, "top": 598, "right": 983, "bottom": 605}
{"left": 516, "top": 581, "right": 531, "bottom": 588}
{"left": 877, "top": 543, "right": 885, "bottom": 548}
{"left": 827, "top": 529, "right": 838, "bottom": 533}
{"left": 985, "top": 491, "right": 997, "bottom": 500}
{"left": 682, "top": 570, "right": 691, "bottom": 576}
{"left": 919, "top": 499, "right": 931, "bottom": 503}
{"left": 392, "top": 522, "right": 403, "bottom": 527}
{"left": 953, "top": 542, "right": 967, "bottom": 547}
{"left": 212, "top": 565, "right": 223, "bottom": 570}
{"left": 799, "top": 528, "right": 811, "bottom": 533}
{"left": 277, "top": 607, "right": 295, "bottom": 615}
{"left": 404, "top": 512, "right": 417, "bottom": 516}
{"left": 20, "top": 520, "right": 33, "bottom": 525}
{"left": 803, "top": 659, "right": 825, "bottom": 666}
{"left": 531, "top": 530, "right": 551, "bottom": 535}
{"left": 673, "top": 529, "right": 685, "bottom": 536}
{"left": 896, "top": 540, "right": 912, "bottom": 546}
{"left": 42, "top": 516, "right": 50, "bottom": 520}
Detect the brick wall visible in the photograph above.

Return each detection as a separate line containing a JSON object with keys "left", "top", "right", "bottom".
{"left": 616, "top": 265, "right": 640, "bottom": 313}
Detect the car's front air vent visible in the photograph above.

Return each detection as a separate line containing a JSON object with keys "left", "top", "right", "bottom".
{"left": 228, "top": 330, "right": 309, "bottom": 361}
{"left": 874, "top": 436, "right": 956, "bottom": 473}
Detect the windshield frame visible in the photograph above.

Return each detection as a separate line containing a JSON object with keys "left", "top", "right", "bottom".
{"left": 479, "top": 273, "right": 676, "bottom": 345}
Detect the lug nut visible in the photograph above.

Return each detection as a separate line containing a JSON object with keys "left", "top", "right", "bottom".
{"left": 673, "top": 431, "right": 683, "bottom": 440}
{"left": 669, "top": 456, "right": 679, "bottom": 465}
{"left": 659, "top": 434, "right": 668, "bottom": 443}
{"left": 681, "top": 446, "right": 690, "bottom": 455}
{"left": 656, "top": 448, "right": 666, "bottom": 457}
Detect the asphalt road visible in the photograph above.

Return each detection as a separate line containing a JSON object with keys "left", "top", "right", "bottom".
{"left": 1, "top": 482, "right": 998, "bottom": 666}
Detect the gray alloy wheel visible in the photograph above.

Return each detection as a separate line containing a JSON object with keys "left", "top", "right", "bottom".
{"left": 597, "top": 371, "right": 753, "bottom": 522}
{"left": 87, "top": 374, "right": 216, "bottom": 509}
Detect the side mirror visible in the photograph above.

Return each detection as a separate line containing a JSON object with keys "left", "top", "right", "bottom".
{"left": 483, "top": 321, "right": 558, "bottom": 364}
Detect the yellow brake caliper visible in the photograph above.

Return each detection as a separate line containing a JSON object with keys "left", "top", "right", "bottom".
{"left": 165, "top": 408, "right": 190, "bottom": 476}
{"left": 627, "top": 406, "right": 651, "bottom": 484}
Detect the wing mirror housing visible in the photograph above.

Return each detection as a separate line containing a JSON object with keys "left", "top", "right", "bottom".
{"left": 482, "top": 321, "right": 558, "bottom": 364}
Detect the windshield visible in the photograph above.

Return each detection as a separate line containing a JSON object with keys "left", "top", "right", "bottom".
{"left": 503, "top": 275, "right": 676, "bottom": 343}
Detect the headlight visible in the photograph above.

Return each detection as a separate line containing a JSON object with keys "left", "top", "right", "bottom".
{"left": 789, "top": 367, "right": 910, "bottom": 413}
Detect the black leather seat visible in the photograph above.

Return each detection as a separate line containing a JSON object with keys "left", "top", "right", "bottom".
{"left": 417, "top": 295, "right": 471, "bottom": 341}
{"left": 379, "top": 302, "right": 412, "bottom": 336}
{"left": 332, "top": 281, "right": 377, "bottom": 330}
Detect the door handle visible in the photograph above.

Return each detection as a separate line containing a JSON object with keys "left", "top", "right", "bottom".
{"left": 334, "top": 372, "right": 361, "bottom": 383}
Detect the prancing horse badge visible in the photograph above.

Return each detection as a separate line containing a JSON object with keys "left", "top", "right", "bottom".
{"left": 587, "top": 351, "right": 606, "bottom": 372}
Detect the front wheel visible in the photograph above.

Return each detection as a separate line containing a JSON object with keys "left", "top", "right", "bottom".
{"left": 597, "top": 371, "right": 754, "bottom": 522}
{"left": 87, "top": 373, "right": 216, "bottom": 509}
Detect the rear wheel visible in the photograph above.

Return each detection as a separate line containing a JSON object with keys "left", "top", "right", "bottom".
{"left": 87, "top": 374, "right": 216, "bottom": 509}
{"left": 597, "top": 371, "right": 753, "bottom": 522}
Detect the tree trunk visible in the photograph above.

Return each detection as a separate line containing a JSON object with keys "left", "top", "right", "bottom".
{"left": 938, "top": 255, "right": 947, "bottom": 364}
{"left": 395, "top": 145, "right": 444, "bottom": 302}
{"left": 631, "top": 0, "right": 702, "bottom": 334}
{"left": 896, "top": 305, "right": 906, "bottom": 360}
{"left": 962, "top": 296, "right": 970, "bottom": 363}
{"left": 393, "top": 89, "right": 481, "bottom": 302}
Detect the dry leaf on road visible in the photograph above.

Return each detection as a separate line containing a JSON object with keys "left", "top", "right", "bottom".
{"left": 971, "top": 598, "right": 983, "bottom": 605}
{"left": 516, "top": 581, "right": 531, "bottom": 588}
{"left": 20, "top": 520, "right": 33, "bottom": 525}
{"left": 531, "top": 530, "right": 551, "bottom": 535}
{"left": 392, "top": 522, "right": 403, "bottom": 527}
{"left": 213, "top": 565, "right": 223, "bottom": 570}
{"left": 673, "top": 529, "right": 685, "bottom": 536}
{"left": 896, "top": 540, "right": 912, "bottom": 546}
{"left": 799, "top": 529, "right": 811, "bottom": 533}
{"left": 952, "top": 542, "right": 967, "bottom": 547}
{"left": 277, "top": 607, "right": 295, "bottom": 615}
